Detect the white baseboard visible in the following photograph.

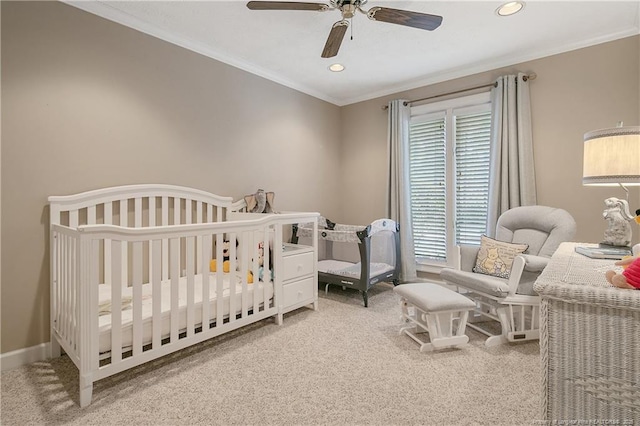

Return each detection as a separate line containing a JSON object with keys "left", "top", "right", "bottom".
{"left": 1, "top": 342, "right": 50, "bottom": 372}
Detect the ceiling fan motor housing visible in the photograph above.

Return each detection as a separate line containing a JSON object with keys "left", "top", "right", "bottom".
{"left": 331, "top": 0, "right": 367, "bottom": 18}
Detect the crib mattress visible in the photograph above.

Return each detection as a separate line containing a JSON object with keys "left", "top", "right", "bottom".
{"left": 97, "top": 273, "right": 273, "bottom": 354}
{"left": 318, "top": 260, "right": 395, "bottom": 279}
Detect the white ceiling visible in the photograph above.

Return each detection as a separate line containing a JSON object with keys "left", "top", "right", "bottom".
{"left": 66, "top": 0, "right": 640, "bottom": 106}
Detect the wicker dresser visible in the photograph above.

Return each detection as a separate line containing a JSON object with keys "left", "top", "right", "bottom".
{"left": 534, "top": 242, "right": 640, "bottom": 423}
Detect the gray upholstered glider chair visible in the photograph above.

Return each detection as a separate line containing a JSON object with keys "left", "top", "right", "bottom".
{"left": 440, "top": 206, "right": 576, "bottom": 347}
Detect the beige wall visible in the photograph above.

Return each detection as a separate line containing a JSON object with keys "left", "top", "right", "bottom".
{"left": 340, "top": 36, "right": 640, "bottom": 246}
{"left": 1, "top": 2, "right": 343, "bottom": 353}
{"left": 2, "top": 1, "right": 639, "bottom": 355}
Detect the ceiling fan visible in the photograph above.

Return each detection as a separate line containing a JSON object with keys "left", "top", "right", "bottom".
{"left": 246, "top": 0, "right": 443, "bottom": 58}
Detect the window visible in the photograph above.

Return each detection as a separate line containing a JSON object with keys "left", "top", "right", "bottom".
{"left": 408, "top": 92, "right": 492, "bottom": 267}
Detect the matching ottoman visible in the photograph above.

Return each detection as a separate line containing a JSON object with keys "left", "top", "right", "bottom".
{"left": 394, "top": 283, "right": 476, "bottom": 352}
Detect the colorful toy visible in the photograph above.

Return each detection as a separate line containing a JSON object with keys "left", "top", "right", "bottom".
{"left": 209, "top": 239, "right": 259, "bottom": 284}
{"left": 209, "top": 259, "right": 231, "bottom": 273}
{"left": 210, "top": 240, "right": 235, "bottom": 273}
{"left": 605, "top": 256, "right": 640, "bottom": 289}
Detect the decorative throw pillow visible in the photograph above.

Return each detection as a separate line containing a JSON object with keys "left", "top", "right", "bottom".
{"left": 473, "top": 235, "right": 529, "bottom": 279}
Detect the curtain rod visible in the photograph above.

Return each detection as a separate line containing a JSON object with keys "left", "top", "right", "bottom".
{"left": 382, "top": 73, "right": 537, "bottom": 110}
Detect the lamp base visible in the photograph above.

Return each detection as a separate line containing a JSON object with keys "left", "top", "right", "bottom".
{"left": 602, "top": 197, "right": 633, "bottom": 247}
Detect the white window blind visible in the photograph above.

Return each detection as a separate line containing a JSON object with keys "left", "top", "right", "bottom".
{"left": 409, "top": 93, "right": 492, "bottom": 265}
{"left": 409, "top": 116, "right": 446, "bottom": 260}
{"left": 455, "top": 111, "right": 491, "bottom": 246}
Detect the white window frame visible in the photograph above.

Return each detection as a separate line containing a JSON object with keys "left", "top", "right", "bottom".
{"left": 410, "top": 92, "right": 492, "bottom": 273}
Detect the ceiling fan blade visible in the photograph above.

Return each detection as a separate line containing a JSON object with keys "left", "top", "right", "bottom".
{"left": 321, "top": 20, "right": 349, "bottom": 58}
{"left": 367, "top": 7, "right": 443, "bottom": 31}
{"left": 247, "top": 1, "right": 329, "bottom": 11}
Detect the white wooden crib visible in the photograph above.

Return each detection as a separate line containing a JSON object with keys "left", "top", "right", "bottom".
{"left": 49, "top": 184, "right": 318, "bottom": 407}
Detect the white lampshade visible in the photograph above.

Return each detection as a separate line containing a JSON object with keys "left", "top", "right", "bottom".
{"left": 583, "top": 126, "right": 640, "bottom": 186}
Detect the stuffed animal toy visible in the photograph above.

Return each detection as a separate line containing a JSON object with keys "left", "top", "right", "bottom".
{"left": 246, "top": 241, "right": 273, "bottom": 282}
{"left": 605, "top": 207, "right": 640, "bottom": 289}
{"left": 210, "top": 240, "right": 236, "bottom": 273}
{"left": 606, "top": 256, "right": 640, "bottom": 289}
{"left": 244, "top": 189, "right": 275, "bottom": 213}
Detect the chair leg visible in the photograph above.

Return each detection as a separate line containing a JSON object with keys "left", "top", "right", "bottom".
{"left": 398, "top": 299, "right": 470, "bottom": 351}
{"left": 481, "top": 304, "right": 539, "bottom": 346}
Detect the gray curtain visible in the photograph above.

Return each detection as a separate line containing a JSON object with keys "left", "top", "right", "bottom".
{"left": 486, "top": 73, "right": 537, "bottom": 236}
{"left": 387, "top": 99, "right": 417, "bottom": 282}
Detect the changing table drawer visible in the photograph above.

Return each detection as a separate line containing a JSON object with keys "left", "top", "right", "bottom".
{"left": 283, "top": 277, "right": 314, "bottom": 308}
{"left": 282, "top": 251, "right": 314, "bottom": 281}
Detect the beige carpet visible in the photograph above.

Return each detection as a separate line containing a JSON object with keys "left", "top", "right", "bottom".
{"left": 1, "top": 283, "right": 541, "bottom": 425}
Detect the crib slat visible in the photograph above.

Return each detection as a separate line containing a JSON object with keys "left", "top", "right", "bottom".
{"left": 104, "top": 202, "right": 112, "bottom": 286}
{"left": 72, "top": 235, "right": 78, "bottom": 351}
{"left": 229, "top": 233, "right": 238, "bottom": 323}
{"left": 63, "top": 234, "right": 69, "bottom": 339}
{"left": 170, "top": 238, "right": 179, "bottom": 343}
{"left": 60, "top": 234, "right": 67, "bottom": 342}
{"left": 132, "top": 201, "right": 143, "bottom": 353}
{"left": 148, "top": 197, "right": 156, "bottom": 286}
{"left": 66, "top": 233, "right": 74, "bottom": 342}
{"left": 196, "top": 202, "right": 203, "bottom": 224}
{"left": 51, "top": 232, "right": 59, "bottom": 340}
{"left": 258, "top": 228, "right": 270, "bottom": 311}
{"left": 59, "top": 233, "right": 66, "bottom": 341}
{"left": 241, "top": 233, "right": 249, "bottom": 318}
{"left": 151, "top": 239, "right": 162, "bottom": 350}
{"left": 186, "top": 236, "right": 195, "bottom": 338}
{"left": 72, "top": 235, "right": 78, "bottom": 345}
{"left": 70, "top": 234, "right": 76, "bottom": 343}
{"left": 149, "top": 197, "right": 156, "bottom": 227}
{"left": 51, "top": 231, "right": 57, "bottom": 336}
{"left": 174, "top": 198, "right": 180, "bottom": 225}
{"left": 201, "top": 235, "right": 211, "bottom": 330}
{"left": 59, "top": 234, "right": 66, "bottom": 340}
{"left": 90, "top": 240, "right": 100, "bottom": 372}
{"left": 207, "top": 205, "right": 213, "bottom": 223}
{"left": 132, "top": 241, "right": 143, "bottom": 356}
{"left": 87, "top": 206, "right": 96, "bottom": 225}
{"left": 162, "top": 197, "right": 169, "bottom": 281}
{"left": 215, "top": 233, "right": 224, "bottom": 327}
{"left": 134, "top": 197, "right": 142, "bottom": 228}
{"left": 64, "top": 234, "right": 69, "bottom": 339}
{"left": 69, "top": 210, "right": 78, "bottom": 228}
{"left": 196, "top": 202, "right": 203, "bottom": 272}
{"left": 120, "top": 200, "right": 128, "bottom": 289}
{"left": 186, "top": 200, "right": 192, "bottom": 225}
{"left": 111, "top": 240, "right": 123, "bottom": 364}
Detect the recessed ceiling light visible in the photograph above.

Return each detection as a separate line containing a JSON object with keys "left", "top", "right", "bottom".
{"left": 496, "top": 1, "right": 525, "bottom": 16}
{"left": 328, "top": 63, "right": 345, "bottom": 72}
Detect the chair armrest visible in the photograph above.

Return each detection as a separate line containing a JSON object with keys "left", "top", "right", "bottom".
{"left": 520, "top": 254, "right": 549, "bottom": 273}
{"left": 506, "top": 254, "right": 549, "bottom": 296}
{"left": 458, "top": 244, "right": 480, "bottom": 272}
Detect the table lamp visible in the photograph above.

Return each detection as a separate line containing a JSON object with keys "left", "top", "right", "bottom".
{"left": 582, "top": 125, "right": 640, "bottom": 247}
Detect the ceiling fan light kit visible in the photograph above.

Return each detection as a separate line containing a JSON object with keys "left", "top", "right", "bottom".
{"left": 247, "top": 0, "right": 443, "bottom": 58}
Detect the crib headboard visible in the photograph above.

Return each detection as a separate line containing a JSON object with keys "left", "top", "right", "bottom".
{"left": 48, "top": 184, "right": 234, "bottom": 229}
